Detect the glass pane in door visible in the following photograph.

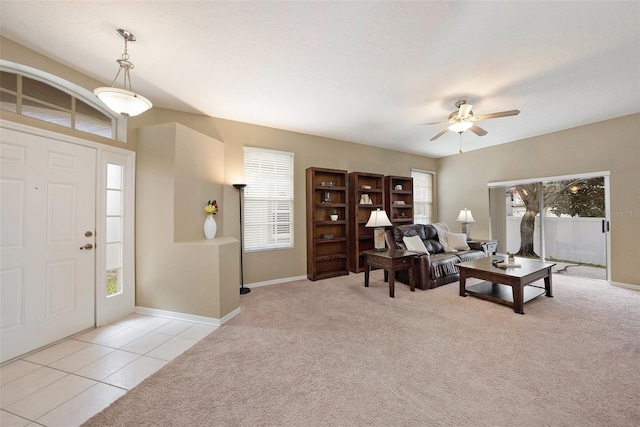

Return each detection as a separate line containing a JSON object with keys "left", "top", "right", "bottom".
{"left": 490, "top": 184, "right": 542, "bottom": 259}
{"left": 106, "top": 163, "right": 123, "bottom": 296}
{"left": 542, "top": 177, "right": 606, "bottom": 280}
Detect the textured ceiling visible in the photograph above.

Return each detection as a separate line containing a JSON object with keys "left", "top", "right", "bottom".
{"left": 1, "top": 1, "right": 638, "bottom": 158}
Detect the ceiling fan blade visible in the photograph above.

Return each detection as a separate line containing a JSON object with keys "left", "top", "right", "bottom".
{"left": 471, "top": 109, "right": 520, "bottom": 121}
{"left": 430, "top": 128, "right": 449, "bottom": 141}
{"left": 458, "top": 103, "right": 473, "bottom": 118}
{"left": 415, "top": 120, "right": 450, "bottom": 126}
{"left": 469, "top": 124, "right": 488, "bottom": 136}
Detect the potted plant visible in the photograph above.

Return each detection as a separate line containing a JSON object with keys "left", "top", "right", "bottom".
{"left": 330, "top": 209, "right": 338, "bottom": 221}
{"left": 507, "top": 252, "right": 515, "bottom": 263}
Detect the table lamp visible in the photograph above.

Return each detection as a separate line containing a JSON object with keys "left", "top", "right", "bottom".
{"left": 456, "top": 208, "right": 475, "bottom": 240}
{"left": 366, "top": 208, "right": 393, "bottom": 251}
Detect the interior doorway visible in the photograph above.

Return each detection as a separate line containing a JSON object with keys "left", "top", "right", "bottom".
{"left": 488, "top": 172, "right": 610, "bottom": 282}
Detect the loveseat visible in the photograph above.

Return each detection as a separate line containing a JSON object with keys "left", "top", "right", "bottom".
{"left": 385, "top": 224, "right": 486, "bottom": 290}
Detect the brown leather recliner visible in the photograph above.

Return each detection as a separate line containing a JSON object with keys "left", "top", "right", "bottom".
{"left": 384, "top": 224, "right": 486, "bottom": 290}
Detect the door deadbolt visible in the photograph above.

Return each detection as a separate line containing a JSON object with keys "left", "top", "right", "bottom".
{"left": 85, "top": 231, "right": 94, "bottom": 237}
{"left": 80, "top": 243, "right": 94, "bottom": 250}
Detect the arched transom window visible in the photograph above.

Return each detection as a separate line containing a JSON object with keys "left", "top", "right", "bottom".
{"left": 1, "top": 65, "right": 121, "bottom": 140}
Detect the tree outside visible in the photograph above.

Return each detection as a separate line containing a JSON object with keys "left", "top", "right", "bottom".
{"left": 508, "top": 177, "right": 605, "bottom": 258}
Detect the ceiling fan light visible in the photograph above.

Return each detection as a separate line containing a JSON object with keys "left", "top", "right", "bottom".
{"left": 94, "top": 87, "right": 152, "bottom": 117}
{"left": 449, "top": 121, "right": 473, "bottom": 133}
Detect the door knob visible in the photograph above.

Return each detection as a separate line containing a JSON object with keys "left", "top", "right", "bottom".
{"left": 80, "top": 243, "right": 94, "bottom": 250}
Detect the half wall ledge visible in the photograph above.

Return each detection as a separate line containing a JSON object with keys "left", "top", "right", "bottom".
{"left": 136, "top": 236, "right": 240, "bottom": 321}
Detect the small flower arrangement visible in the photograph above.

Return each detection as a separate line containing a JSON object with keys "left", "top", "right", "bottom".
{"left": 204, "top": 200, "right": 219, "bottom": 215}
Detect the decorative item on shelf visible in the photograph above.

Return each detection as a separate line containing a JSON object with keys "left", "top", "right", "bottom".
{"left": 233, "top": 184, "right": 250, "bottom": 295}
{"left": 456, "top": 208, "right": 475, "bottom": 241}
{"left": 395, "top": 184, "right": 403, "bottom": 190}
{"left": 322, "top": 192, "right": 331, "bottom": 203}
{"left": 330, "top": 209, "right": 338, "bottom": 221}
{"left": 361, "top": 185, "right": 372, "bottom": 189}
{"left": 393, "top": 200, "right": 406, "bottom": 205}
{"left": 359, "top": 194, "right": 371, "bottom": 204}
{"left": 94, "top": 29, "right": 152, "bottom": 117}
{"left": 320, "top": 233, "right": 334, "bottom": 239}
{"left": 365, "top": 208, "right": 393, "bottom": 251}
{"left": 320, "top": 181, "right": 334, "bottom": 187}
{"left": 203, "top": 200, "right": 218, "bottom": 240}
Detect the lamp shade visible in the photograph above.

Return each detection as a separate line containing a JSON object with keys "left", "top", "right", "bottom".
{"left": 366, "top": 209, "right": 392, "bottom": 251}
{"left": 456, "top": 209, "right": 475, "bottom": 223}
{"left": 365, "top": 209, "right": 392, "bottom": 228}
{"left": 94, "top": 87, "right": 152, "bottom": 117}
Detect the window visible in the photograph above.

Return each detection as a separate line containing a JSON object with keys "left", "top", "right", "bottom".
{"left": 0, "top": 68, "right": 116, "bottom": 139}
{"left": 105, "top": 163, "right": 124, "bottom": 296}
{"left": 243, "top": 147, "right": 294, "bottom": 251}
{"left": 97, "top": 149, "right": 135, "bottom": 325}
{"left": 411, "top": 169, "right": 435, "bottom": 224}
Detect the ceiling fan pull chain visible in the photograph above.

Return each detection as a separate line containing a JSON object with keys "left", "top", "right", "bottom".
{"left": 459, "top": 131, "right": 463, "bottom": 153}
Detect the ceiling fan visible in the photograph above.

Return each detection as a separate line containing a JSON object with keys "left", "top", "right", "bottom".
{"left": 418, "top": 100, "right": 520, "bottom": 141}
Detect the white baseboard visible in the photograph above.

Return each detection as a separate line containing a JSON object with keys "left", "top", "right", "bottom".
{"left": 610, "top": 281, "right": 640, "bottom": 291}
{"left": 135, "top": 306, "right": 241, "bottom": 327}
{"left": 246, "top": 275, "right": 307, "bottom": 288}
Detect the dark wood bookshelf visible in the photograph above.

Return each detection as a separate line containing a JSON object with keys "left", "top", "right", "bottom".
{"left": 306, "top": 167, "right": 349, "bottom": 280}
{"left": 384, "top": 175, "right": 414, "bottom": 226}
{"left": 348, "top": 172, "right": 385, "bottom": 273}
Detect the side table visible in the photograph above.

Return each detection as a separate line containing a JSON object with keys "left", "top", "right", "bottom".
{"left": 364, "top": 248, "right": 415, "bottom": 298}
{"left": 468, "top": 239, "right": 498, "bottom": 256}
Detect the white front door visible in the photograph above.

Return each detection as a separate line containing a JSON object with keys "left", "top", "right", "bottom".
{"left": 1, "top": 128, "right": 96, "bottom": 362}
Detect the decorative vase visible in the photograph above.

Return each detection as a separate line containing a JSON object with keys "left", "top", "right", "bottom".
{"left": 204, "top": 214, "right": 217, "bottom": 240}
{"left": 330, "top": 214, "right": 338, "bottom": 221}
{"left": 508, "top": 256, "right": 515, "bottom": 263}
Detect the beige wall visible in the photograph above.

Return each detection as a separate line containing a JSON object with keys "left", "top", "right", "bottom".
{"left": 135, "top": 122, "right": 239, "bottom": 318}
{"left": 173, "top": 124, "right": 226, "bottom": 240}
{"left": 129, "top": 110, "right": 437, "bottom": 284}
{"left": 436, "top": 113, "right": 640, "bottom": 286}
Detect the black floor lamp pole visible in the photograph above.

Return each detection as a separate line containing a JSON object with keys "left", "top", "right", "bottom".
{"left": 233, "top": 184, "right": 250, "bottom": 295}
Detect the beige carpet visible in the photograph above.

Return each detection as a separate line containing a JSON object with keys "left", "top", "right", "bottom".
{"left": 85, "top": 271, "right": 640, "bottom": 426}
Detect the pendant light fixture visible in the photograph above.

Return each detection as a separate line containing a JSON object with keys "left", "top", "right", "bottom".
{"left": 94, "top": 29, "right": 152, "bottom": 117}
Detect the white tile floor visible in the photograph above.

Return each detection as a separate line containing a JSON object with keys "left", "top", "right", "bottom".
{"left": 0, "top": 313, "right": 218, "bottom": 427}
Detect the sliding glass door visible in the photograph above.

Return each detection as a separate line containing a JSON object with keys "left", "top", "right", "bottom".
{"left": 489, "top": 173, "right": 610, "bottom": 281}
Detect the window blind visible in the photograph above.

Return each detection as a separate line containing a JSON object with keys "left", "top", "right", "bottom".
{"left": 243, "top": 147, "right": 294, "bottom": 251}
{"left": 411, "top": 169, "right": 435, "bottom": 225}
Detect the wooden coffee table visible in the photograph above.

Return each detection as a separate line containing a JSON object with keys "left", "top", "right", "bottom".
{"left": 364, "top": 249, "right": 415, "bottom": 298}
{"left": 458, "top": 256, "right": 555, "bottom": 314}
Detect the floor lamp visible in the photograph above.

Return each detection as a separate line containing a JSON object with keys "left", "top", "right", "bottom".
{"left": 233, "top": 184, "right": 250, "bottom": 295}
